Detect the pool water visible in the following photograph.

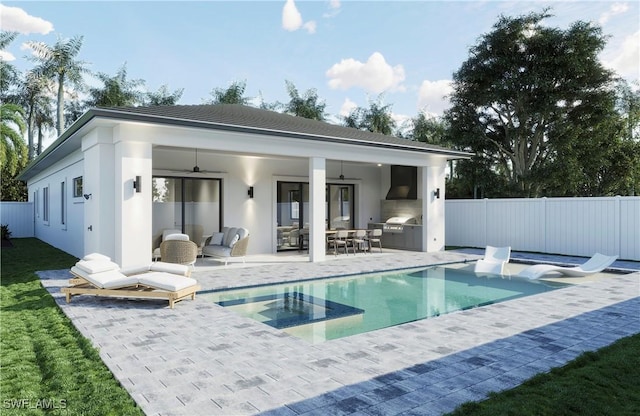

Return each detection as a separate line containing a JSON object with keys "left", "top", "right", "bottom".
{"left": 206, "top": 265, "right": 568, "bottom": 343}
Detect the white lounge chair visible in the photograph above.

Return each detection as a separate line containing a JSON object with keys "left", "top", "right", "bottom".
{"left": 474, "top": 245, "right": 511, "bottom": 275}
{"left": 62, "top": 253, "right": 200, "bottom": 309}
{"left": 517, "top": 253, "right": 618, "bottom": 280}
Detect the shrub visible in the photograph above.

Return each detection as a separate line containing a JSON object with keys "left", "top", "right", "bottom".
{"left": 1, "top": 224, "right": 11, "bottom": 240}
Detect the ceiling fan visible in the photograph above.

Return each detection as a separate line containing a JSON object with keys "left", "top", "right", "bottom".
{"left": 160, "top": 149, "right": 219, "bottom": 175}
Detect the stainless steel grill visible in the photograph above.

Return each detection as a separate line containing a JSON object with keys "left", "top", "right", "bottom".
{"left": 382, "top": 216, "right": 417, "bottom": 234}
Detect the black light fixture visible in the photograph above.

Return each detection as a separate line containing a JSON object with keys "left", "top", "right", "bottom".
{"left": 83, "top": 193, "right": 92, "bottom": 200}
{"left": 339, "top": 161, "right": 344, "bottom": 180}
{"left": 248, "top": 186, "right": 254, "bottom": 198}
{"left": 434, "top": 188, "right": 440, "bottom": 199}
{"left": 133, "top": 176, "right": 142, "bottom": 193}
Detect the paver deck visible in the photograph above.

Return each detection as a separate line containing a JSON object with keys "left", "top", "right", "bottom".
{"left": 40, "top": 250, "right": 640, "bottom": 416}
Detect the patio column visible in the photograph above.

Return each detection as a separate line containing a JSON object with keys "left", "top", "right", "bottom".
{"left": 309, "top": 157, "right": 326, "bottom": 262}
{"left": 421, "top": 164, "right": 446, "bottom": 252}
{"left": 114, "top": 139, "right": 153, "bottom": 268}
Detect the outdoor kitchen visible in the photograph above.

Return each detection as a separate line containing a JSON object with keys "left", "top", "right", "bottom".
{"left": 368, "top": 165, "right": 424, "bottom": 251}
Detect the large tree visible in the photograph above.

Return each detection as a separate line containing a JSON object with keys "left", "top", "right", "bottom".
{"left": 27, "top": 35, "right": 89, "bottom": 137}
{"left": 18, "top": 71, "right": 52, "bottom": 160}
{"left": 281, "top": 80, "right": 326, "bottom": 121}
{"left": 445, "top": 10, "right": 621, "bottom": 197}
{"left": 86, "top": 63, "right": 144, "bottom": 107}
{"left": 0, "top": 31, "right": 19, "bottom": 101}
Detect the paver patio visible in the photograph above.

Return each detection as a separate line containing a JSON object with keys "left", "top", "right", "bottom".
{"left": 40, "top": 250, "right": 639, "bottom": 415}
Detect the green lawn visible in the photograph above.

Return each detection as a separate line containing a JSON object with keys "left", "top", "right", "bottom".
{"left": 446, "top": 332, "right": 640, "bottom": 415}
{"left": 0, "top": 238, "right": 143, "bottom": 415}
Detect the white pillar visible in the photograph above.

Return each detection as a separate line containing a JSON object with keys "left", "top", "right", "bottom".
{"left": 309, "top": 157, "right": 326, "bottom": 262}
{"left": 82, "top": 127, "right": 115, "bottom": 259}
{"left": 114, "top": 140, "right": 153, "bottom": 268}
{"left": 421, "top": 164, "right": 446, "bottom": 252}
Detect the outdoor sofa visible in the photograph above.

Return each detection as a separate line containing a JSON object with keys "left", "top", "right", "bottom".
{"left": 201, "top": 227, "right": 249, "bottom": 265}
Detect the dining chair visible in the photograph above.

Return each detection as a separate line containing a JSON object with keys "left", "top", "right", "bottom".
{"left": 352, "top": 229, "right": 369, "bottom": 253}
{"left": 332, "top": 229, "right": 353, "bottom": 255}
{"left": 368, "top": 228, "right": 383, "bottom": 253}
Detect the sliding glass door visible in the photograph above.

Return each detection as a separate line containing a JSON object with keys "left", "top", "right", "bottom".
{"left": 152, "top": 177, "right": 221, "bottom": 249}
{"left": 276, "top": 181, "right": 354, "bottom": 251}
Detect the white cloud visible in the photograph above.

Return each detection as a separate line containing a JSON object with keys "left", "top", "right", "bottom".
{"left": 0, "top": 5, "right": 54, "bottom": 34}
{"left": 326, "top": 52, "right": 405, "bottom": 94}
{"left": 282, "top": 0, "right": 316, "bottom": 34}
{"left": 303, "top": 21, "right": 317, "bottom": 34}
{"left": 604, "top": 30, "right": 640, "bottom": 79}
{"left": 323, "top": 0, "right": 341, "bottom": 18}
{"left": 598, "top": 2, "right": 630, "bottom": 25}
{"left": 282, "top": 0, "right": 303, "bottom": 31}
{"left": 0, "top": 50, "right": 16, "bottom": 61}
{"left": 417, "top": 80, "right": 454, "bottom": 117}
{"left": 339, "top": 98, "right": 358, "bottom": 117}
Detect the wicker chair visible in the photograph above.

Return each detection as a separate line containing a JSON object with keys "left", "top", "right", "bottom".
{"left": 160, "top": 239, "right": 198, "bottom": 267}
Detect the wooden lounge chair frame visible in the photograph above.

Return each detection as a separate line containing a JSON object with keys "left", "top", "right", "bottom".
{"left": 62, "top": 267, "right": 201, "bottom": 309}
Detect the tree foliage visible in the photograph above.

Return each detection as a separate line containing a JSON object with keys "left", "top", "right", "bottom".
{"left": 207, "top": 80, "right": 249, "bottom": 105}
{"left": 281, "top": 80, "right": 326, "bottom": 121}
{"left": 27, "top": 35, "right": 89, "bottom": 137}
{"left": 86, "top": 63, "right": 144, "bottom": 107}
{"left": 445, "top": 10, "right": 636, "bottom": 197}
{"left": 0, "top": 103, "right": 27, "bottom": 175}
{"left": 145, "top": 84, "right": 184, "bottom": 106}
{"left": 343, "top": 96, "right": 396, "bottom": 135}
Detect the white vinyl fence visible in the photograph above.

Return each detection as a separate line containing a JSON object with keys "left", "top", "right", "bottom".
{"left": 445, "top": 197, "right": 640, "bottom": 261}
{"left": 0, "top": 202, "right": 35, "bottom": 238}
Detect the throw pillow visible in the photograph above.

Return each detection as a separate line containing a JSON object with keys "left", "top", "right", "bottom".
{"left": 228, "top": 233, "right": 240, "bottom": 248}
{"left": 209, "top": 232, "right": 224, "bottom": 246}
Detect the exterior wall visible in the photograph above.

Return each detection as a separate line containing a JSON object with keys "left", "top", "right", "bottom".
{"left": 26, "top": 150, "right": 84, "bottom": 258}
{"left": 0, "top": 202, "right": 34, "bottom": 237}
{"left": 445, "top": 197, "right": 640, "bottom": 261}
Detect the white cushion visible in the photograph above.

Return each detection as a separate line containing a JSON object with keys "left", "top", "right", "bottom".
{"left": 237, "top": 228, "right": 249, "bottom": 240}
{"left": 162, "top": 229, "right": 181, "bottom": 240}
{"left": 83, "top": 253, "right": 111, "bottom": 262}
{"left": 228, "top": 233, "right": 240, "bottom": 248}
{"left": 76, "top": 259, "right": 120, "bottom": 274}
{"left": 209, "top": 232, "right": 224, "bottom": 246}
{"left": 120, "top": 264, "right": 152, "bottom": 276}
{"left": 138, "top": 272, "right": 198, "bottom": 291}
{"left": 165, "top": 233, "right": 190, "bottom": 241}
{"left": 223, "top": 227, "right": 238, "bottom": 246}
{"left": 150, "top": 262, "right": 190, "bottom": 276}
{"left": 72, "top": 267, "right": 139, "bottom": 289}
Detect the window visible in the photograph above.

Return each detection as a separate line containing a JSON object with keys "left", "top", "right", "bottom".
{"left": 34, "top": 190, "right": 39, "bottom": 218}
{"left": 73, "top": 176, "right": 83, "bottom": 198}
{"left": 43, "top": 186, "right": 49, "bottom": 224}
{"left": 61, "top": 181, "right": 66, "bottom": 226}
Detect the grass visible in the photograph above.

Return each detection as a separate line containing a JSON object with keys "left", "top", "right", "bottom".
{"left": 0, "top": 238, "right": 143, "bottom": 415}
{"left": 446, "top": 334, "right": 640, "bottom": 416}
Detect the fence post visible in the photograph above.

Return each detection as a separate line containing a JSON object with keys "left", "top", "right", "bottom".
{"left": 615, "top": 196, "right": 621, "bottom": 256}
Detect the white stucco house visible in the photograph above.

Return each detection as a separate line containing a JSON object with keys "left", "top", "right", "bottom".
{"left": 18, "top": 104, "right": 470, "bottom": 268}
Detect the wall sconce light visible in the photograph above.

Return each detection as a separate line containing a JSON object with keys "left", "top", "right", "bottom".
{"left": 247, "top": 186, "right": 254, "bottom": 198}
{"left": 83, "top": 193, "right": 92, "bottom": 200}
{"left": 133, "top": 176, "right": 142, "bottom": 193}
{"left": 434, "top": 188, "right": 440, "bottom": 199}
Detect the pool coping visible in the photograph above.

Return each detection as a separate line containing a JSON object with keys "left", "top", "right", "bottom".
{"left": 39, "top": 250, "right": 640, "bottom": 416}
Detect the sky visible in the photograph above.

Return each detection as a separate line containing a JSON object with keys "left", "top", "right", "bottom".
{"left": 1, "top": 0, "right": 639, "bottom": 147}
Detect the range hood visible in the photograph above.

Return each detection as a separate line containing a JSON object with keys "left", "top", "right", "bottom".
{"left": 385, "top": 165, "right": 417, "bottom": 200}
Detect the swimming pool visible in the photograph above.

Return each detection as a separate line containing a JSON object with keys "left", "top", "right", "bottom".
{"left": 206, "top": 265, "right": 568, "bottom": 343}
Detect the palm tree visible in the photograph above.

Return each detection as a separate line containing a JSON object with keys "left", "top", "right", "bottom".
{"left": 86, "top": 63, "right": 144, "bottom": 107}
{"left": 27, "top": 35, "right": 89, "bottom": 137}
{"left": 0, "top": 31, "right": 19, "bottom": 101}
{"left": 207, "top": 80, "right": 249, "bottom": 105}
{"left": 282, "top": 80, "right": 326, "bottom": 121}
{"left": 19, "top": 71, "right": 52, "bottom": 160}
{"left": 0, "top": 103, "right": 27, "bottom": 174}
